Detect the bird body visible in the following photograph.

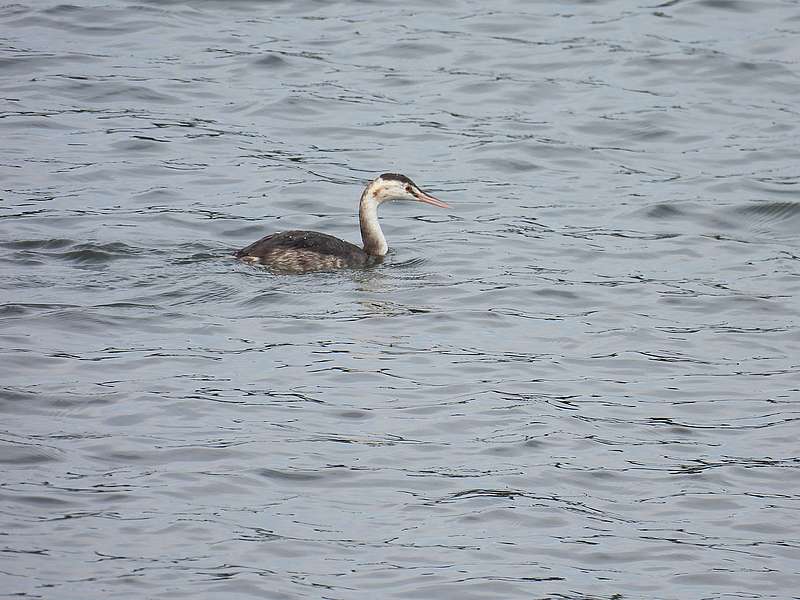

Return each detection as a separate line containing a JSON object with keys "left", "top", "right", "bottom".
{"left": 236, "top": 230, "right": 375, "bottom": 271}
{"left": 236, "top": 173, "right": 449, "bottom": 273}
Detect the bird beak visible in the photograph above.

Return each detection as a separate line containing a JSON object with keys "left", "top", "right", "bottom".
{"left": 414, "top": 189, "right": 450, "bottom": 209}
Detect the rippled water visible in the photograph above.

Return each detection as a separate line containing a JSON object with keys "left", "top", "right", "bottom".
{"left": 2, "top": 1, "right": 800, "bottom": 598}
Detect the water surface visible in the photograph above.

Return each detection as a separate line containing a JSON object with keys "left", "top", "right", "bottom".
{"left": 1, "top": 1, "right": 799, "bottom": 598}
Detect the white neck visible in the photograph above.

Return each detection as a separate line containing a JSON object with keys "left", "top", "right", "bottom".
{"left": 359, "top": 191, "right": 388, "bottom": 256}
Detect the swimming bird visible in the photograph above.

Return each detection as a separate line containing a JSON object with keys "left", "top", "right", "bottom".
{"left": 235, "top": 173, "right": 450, "bottom": 273}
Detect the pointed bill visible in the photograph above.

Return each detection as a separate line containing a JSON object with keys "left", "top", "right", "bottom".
{"left": 415, "top": 190, "right": 450, "bottom": 209}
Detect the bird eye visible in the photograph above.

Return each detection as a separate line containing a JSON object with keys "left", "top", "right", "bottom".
{"left": 405, "top": 185, "right": 413, "bottom": 193}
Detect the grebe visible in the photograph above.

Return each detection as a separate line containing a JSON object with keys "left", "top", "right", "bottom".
{"left": 236, "top": 173, "right": 450, "bottom": 273}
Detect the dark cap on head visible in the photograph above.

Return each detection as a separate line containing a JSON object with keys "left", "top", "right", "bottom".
{"left": 379, "top": 173, "right": 416, "bottom": 185}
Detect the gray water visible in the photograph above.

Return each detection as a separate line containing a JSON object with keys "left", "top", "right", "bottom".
{"left": 2, "top": 1, "right": 800, "bottom": 598}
